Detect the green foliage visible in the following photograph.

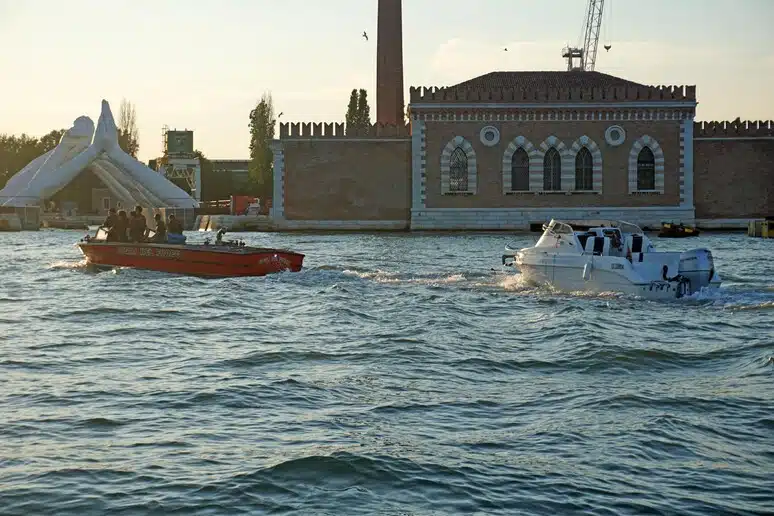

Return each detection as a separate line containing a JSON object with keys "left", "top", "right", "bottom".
{"left": 345, "top": 89, "right": 372, "bottom": 134}
{"left": 0, "top": 129, "right": 66, "bottom": 189}
{"left": 345, "top": 89, "right": 359, "bottom": 132}
{"left": 248, "top": 92, "right": 275, "bottom": 199}
{"left": 117, "top": 99, "right": 140, "bottom": 158}
{"left": 357, "top": 89, "right": 371, "bottom": 126}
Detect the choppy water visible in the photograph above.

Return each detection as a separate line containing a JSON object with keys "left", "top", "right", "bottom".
{"left": 1, "top": 228, "right": 772, "bottom": 515}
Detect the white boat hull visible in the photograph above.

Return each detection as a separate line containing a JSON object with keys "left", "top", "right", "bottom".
{"left": 516, "top": 260, "right": 720, "bottom": 300}
{"left": 503, "top": 219, "right": 722, "bottom": 301}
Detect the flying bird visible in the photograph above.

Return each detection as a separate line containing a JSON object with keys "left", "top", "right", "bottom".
{"left": 362, "top": 31, "right": 368, "bottom": 41}
{"left": 504, "top": 47, "right": 508, "bottom": 51}
{"left": 278, "top": 112, "right": 284, "bottom": 118}
{"left": 604, "top": 44, "right": 612, "bottom": 51}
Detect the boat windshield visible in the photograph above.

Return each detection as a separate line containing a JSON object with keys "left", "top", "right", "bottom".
{"left": 92, "top": 226, "right": 108, "bottom": 241}
{"left": 617, "top": 221, "right": 643, "bottom": 234}
{"left": 547, "top": 220, "right": 574, "bottom": 235}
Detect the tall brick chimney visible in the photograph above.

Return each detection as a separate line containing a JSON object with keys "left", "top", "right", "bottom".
{"left": 376, "top": 0, "right": 404, "bottom": 126}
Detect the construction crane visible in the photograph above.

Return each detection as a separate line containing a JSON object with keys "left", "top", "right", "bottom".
{"left": 561, "top": 0, "right": 606, "bottom": 72}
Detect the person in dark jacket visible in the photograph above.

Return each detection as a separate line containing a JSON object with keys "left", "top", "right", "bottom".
{"left": 103, "top": 207, "right": 117, "bottom": 229}
{"left": 150, "top": 213, "right": 167, "bottom": 243}
{"left": 129, "top": 206, "right": 147, "bottom": 242}
{"left": 107, "top": 210, "right": 129, "bottom": 242}
{"left": 167, "top": 214, "right": 183, "bottom": 235}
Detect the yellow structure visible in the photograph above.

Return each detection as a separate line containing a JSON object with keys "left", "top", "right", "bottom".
{"left": 748, "top": 220, "right": 771, "bottom": 238}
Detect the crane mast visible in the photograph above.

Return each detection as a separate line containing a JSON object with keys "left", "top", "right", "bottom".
{"left": 561, "top": 0, "right": 605, "bottom": 72}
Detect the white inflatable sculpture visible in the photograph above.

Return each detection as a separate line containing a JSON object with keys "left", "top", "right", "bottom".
{"left": 0, "top": 100, "right": 198, "bottom": 209}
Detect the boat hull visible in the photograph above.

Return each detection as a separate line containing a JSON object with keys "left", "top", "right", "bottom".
{"left": 77, "top": 242, "right": 304, "bottom": 277}
{"left": 514, "top": 253, "right": 721, "bottom": 300}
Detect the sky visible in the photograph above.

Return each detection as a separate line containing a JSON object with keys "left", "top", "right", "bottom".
{"left": 1, "top": 0, "right": 772, "bottom": 162}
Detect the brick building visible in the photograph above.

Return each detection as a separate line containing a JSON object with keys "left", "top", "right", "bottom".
{"left": 269, "top": 0, "right": 772, "bottom": 231}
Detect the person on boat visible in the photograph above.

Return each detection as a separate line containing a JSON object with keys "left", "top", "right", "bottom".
{"left": 103, "top": 207, "right": 117, "bottom": 229}
{"left": 129, "top": 206, "right": 147, "bottom": 242}
{"left": 150, "top": 213, "right": 167, "bottom": 243}
{"left": 107, "top": 210, "right": 129, "bottom": 242}
{"left": 167, "top": 214, "right": 183, "bottom": 235}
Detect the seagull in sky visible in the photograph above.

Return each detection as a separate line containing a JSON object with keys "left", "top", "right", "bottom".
{"left": 362, "top": 31, "right": 368, "bottom": 41}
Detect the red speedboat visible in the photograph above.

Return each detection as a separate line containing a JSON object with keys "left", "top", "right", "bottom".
{"left": 77, "top": 227, "right": 304, "bottom": 277}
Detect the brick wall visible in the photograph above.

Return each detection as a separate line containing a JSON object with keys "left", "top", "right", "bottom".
{"left": 423, "top": 120, "right": 682, "bottom": 208}
{"left": 281, "top": 139, "right": 411, "bottom": 222}
{"left": 694, "top": 139, "right": 773, "bottom": 218}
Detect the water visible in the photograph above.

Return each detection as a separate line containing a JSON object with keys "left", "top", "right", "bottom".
{"left": 1, "top": 229, "right": 772, "bottom": 515}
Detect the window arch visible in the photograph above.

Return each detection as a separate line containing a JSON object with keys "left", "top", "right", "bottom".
{"left": 440, "top": 135, "right": 477, "bottom": 195}
{"left": 575, "top": 147, "right": 593, "bottom": 191}
{"left": 543, "top": 148, "right": 562, "bottom": 191}
{"left": 510, "top": 148, "right": 530, "bottom": 191}
{"left": 628, "top": 135, "right": 664, "bottom": 194}
{"left": 637, "top": 147, "right": 656, "bottom": 190}
{"left": 449, "top": 147, "right": 468, "bottom": 192}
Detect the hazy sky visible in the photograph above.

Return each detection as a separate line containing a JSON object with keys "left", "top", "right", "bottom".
{"left": 1, "top": 0, "right": 772, "bottom": 162}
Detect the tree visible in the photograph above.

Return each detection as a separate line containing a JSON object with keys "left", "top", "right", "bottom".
{"left": 345, "top": 89, "right": 359, "bottom": 133}
{"left": 117, "top": 99, "right": 140, "bottom": 157}
{"left": 345, "top": 89, "right": 372, "bottom": 134}
{"left": 248, "top": 92, "right": 275, "bottom": 199}
{"left": 357, "top": 88, "right": 371, "bottom": 127}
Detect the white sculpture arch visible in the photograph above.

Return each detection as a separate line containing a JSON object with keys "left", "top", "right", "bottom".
{"left": 0, "top": 100, "right": 197, "bottom": 209}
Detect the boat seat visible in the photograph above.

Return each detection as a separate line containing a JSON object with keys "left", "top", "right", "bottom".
{"left": 585, "top": 236, "right": 610, "bottom": 256}
{"left": 624, "top": 234, "right": 645, "bottom": 262}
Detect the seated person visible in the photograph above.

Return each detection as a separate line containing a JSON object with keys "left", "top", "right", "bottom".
{"left": 167, "top": 214, "right": 183, "bottom": 235}
{"left": 150, "top": 213, "right": 167, "bottom": 243}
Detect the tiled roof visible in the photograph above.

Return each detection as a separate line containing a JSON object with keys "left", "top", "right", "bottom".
{"left": 449, "top": 71, "right": 648, "bottom": 91}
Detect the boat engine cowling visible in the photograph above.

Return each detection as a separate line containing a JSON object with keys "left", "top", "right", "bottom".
{"left": 678, "top": 248, "right": 716, "bottom": 293}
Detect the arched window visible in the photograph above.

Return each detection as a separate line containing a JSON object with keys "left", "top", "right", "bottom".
{"left": 543, "top": 148, "right": 561, "bottom": 191}
{"left": 575, "top": 147, "right": 593, "bottom": 191}
{"left": 510, "top": 148, "right": 530, "bottom": 191}
{"left": 637, "top": 147, "right": 656, "bottom": 190}
{"left": 449, "top": 147, "right": 468, "bottom": 192}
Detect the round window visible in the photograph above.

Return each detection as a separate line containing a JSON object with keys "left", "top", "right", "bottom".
{"left": 605, "top": 125, "right": 626, "bottom": 147}
{"left": 479, "top": 125, "right": 500, "bottom": 147}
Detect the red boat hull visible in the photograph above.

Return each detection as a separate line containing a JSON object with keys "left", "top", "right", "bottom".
{"left": 77, "top": 242, "right": 304, "bottom": 277}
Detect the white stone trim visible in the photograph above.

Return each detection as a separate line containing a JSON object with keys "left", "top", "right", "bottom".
{"left": 628, "top": 135, "right": 665, "bottom": 194}
{"left": 681, "top": 118, "right": 694, "bottom": 208}
{"left": 604, "top": 125, "right": 626, "bottom": 146}
{"left": 536, "top": 135, "right": 569, "bottom": 192}
{"left": 411, "top": 120, "right": 426, "bottom": 210}
{"left": 501, "top": 136, "right": 538, "bottom": 193}
{"left": 480, "top": 125, "right": 500, "bottom": 147}
{"left": 410, "top": 206, "right": 695, "bottom": 231}
{"left": 694, "top": 136, "right": 774, "bottom": 141}
{"left": 279, "top": 138, "right": 411, "bottom": 142}
{"left": 440, "top": 136, "right": 477, "bottom": 195}
{"left": 569, "top": 136, "right": 603, "bottom": 193}
{"left": 270, "top": 141, "right": 285, "bottom": 220}
{"left": 276, "top": 219, "right": 408, "bottom": 230}
{"left": 411, "top": 102, "right": 697, "bottom": 110}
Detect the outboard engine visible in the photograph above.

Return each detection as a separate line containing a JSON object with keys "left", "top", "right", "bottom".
{"left": 678, "top": 248, "right": 716, "bottom": 294}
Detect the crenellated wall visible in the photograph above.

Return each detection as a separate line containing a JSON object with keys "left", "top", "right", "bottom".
{"left": 279, "top": 122, "right": 410, "bottom": 139}
{"left": 693, "top": 119, "right": 774, "bottom": 220}
{"left": 694, "top": 120, "right": 774, "bottom": 138}
{"left": 409, "top": 85, "right": 696, "bottom": 104}
{"left": 273, "top": 122, "right": 412, "bottom": 229}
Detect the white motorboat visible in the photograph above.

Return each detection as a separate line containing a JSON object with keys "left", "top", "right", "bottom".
{"left": 502, "top": 219, "right": 721, "bottom": 300}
